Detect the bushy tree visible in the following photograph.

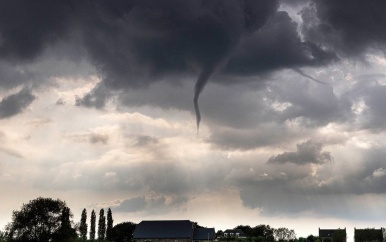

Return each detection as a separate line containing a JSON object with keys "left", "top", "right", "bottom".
{"left": 235, "top": 225, "right": 252, "bottom": 235}
{"left": 98, "top": 208, "right": 106, "bottom": 240}
{"left": 252, "top": 225, "right": 274, "bottom": 242}
{"left": 5, "top": 197, "right": 69, "bottom": 241}
{"left": 79, "top": 208, "right": 88, "bottom": 240}
{"left": 106, "top": 208, "right": 113, "bottom": 241}
{"left": 111, "top": 222, "right": 136, "bottom": 242}
{"left": 0, "top": 230, "right": 7, "bottom": 242}
{"left": 256, "top": 236, "right": 266, "bottom": 242}
{"left": 234, "top": 224, "right": 274, "bottom": 242}
{"left": 298, "top": 237, "right": 307, "bottom": 242}
{"left": 307, "top": 235, "right": 317, "bottom": 242}
{"left": 216, "top": 230, "right": 224, "bottom": 238}
{"left": 90, "top": 209, "right": 96, "bottom": 240}
{"left": 273, "top": 227, "right": 296, "bottom": 241}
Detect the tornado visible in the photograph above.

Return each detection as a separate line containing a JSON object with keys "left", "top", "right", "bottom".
{"left": 293, "top": 68, "right": 330, "bottom": 85}
{"left": 193, "top": 66, "right": 216, "bottom": 132}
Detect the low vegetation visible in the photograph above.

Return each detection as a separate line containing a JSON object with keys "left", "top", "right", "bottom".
{"left": 1, "top": 197, "right": 134, "bottom": 242}
{"left": 0, "top": 197, "right": 348, "bottom": 242}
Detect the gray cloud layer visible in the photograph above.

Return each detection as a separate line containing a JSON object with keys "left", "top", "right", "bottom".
{"left": 0, "top": 0, "right": 338, "bottom": 120}
{"left": 302, "top": 0, "right": 386, "bottom": 57}
{"left": 1, "top": 0, "right": 384, "bottom": 125}
{"left": 3, "top": 0, "right": 386, "bottom": 222}
{"left": 0, "top": 88, "right": 35, "bottom": 119}
{"left": 268, "top": 140, "right": 333, "bottom": 165}
{"left": 113, "top": 195, "right": 188, "bottom": 213}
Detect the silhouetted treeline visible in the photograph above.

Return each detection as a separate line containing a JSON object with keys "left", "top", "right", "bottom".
{"left": 216, "top": 225, "right": 321, "bottom": 242}
{"left": 216, "top": 225, "right": 273, "bottom": 241}
{"left": 0, "top": 197, "right": 136, "bottom": 242}
{"left": 0, "top": 197, "right": 331, "bottom": 242}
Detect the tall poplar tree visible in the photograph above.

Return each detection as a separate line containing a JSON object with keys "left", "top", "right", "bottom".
{"left": 79, "top": 208, "right": 88, "bottom": 240}
{"left": 90, "top": 209, "right": 96, "bottom": 241}
{"left": 52, "top": 207, "right": 77, "bottom": 241}
{"left": 98, "top": 208, "right": 106, "bottom": 240}
{"left": 106, "top": 208, "right": 114, "bottom": 241}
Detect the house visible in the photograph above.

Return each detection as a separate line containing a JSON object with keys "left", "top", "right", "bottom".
{"left": 354, "top": 228, "right": 383, "bottom": 242}
{"left": 319, "top": 228, "right": 346, "bottom": 242}
{"left": 133, "top": 220, "right": 215, "bottom": 242}
{"left": 193, "top": 227, "right": 216, "bottom": 242}
{"left": 222, "top": 229, "right": 247, "bottom": 239}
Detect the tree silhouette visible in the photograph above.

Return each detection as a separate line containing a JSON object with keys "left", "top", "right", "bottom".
{"left": 0, "top": 230, "right": 8, "bottom": 242}
{"left": 90, "top": 209, "right": 96, "bottom": 240}
{"left": 52, "top": 207, "right": 77, "bottom": 241}
{"left": 253, "top": 225, "right": 274, "bottom": 242}
{"left": 111, "top": 222, "right": 136, "bottom": 242}
{"left": 273, "top": 227, "right": 296, "bottom": 241}
{"left": 5, "top": 197, "right": 69, "bottom": 241}
{"left": 98, "top": 208, "right": 106, "bottom": 240}
{"left": 79, "top": 208, "right": 88, "bottom": 240}
{"left": 106, "top": 208, "right": 114, "bottom": 241}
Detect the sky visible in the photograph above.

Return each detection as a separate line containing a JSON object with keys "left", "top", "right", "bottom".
{"left": 1, "top": 0, "right": 386, "bottom": 240}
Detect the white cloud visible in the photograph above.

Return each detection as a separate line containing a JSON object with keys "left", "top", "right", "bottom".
{"left": 372, "top": 168, "right": 386, "bottom": 178}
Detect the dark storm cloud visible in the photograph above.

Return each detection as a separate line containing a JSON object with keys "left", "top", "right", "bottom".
{"left": 302, "top": 0, "right": 386, "bottom": 57}
{"left": 0, "top": 0, "right": 384, "bottom": 129}
{"left": 0, "top": 88, "right": 35, "bottom": 118}
{"left": 0, "top": 0, "right": 75, "bottom": 60}
{"left": 0, "top": 62, "right": 34, "bottom": 89}
{"left": 223, "top": 11, "right": 335, "bottom": 76}
{"left": 76, "top": 0, "right": 337, "bottom": 122}
{"left": 76, "top": 0, "right": 281, "bottom": 127}
{"left": 0, "top": 1, "right": 333, "bottom": 116}
{"left": 75, "top": 83, "right": 111, "bottom": 109}
{"left": 268, "top": 140, "right": 333, "bottom": 165}
{"left": 84, "top": 0, "right": 277, "bottom": 83}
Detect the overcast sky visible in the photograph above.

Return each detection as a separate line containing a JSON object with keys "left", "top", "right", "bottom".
{"left": 1, "top": 0, "right": 386, "bottom": 240}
